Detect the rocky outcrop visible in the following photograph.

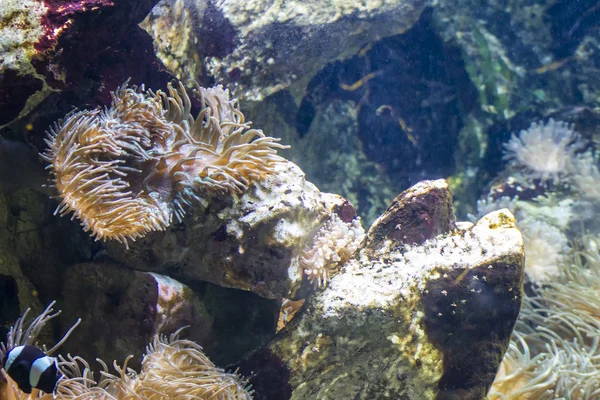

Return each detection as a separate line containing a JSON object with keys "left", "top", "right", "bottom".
{"left": 59, "top": 262, "right": 280, "bottom": 369}
{"left": 141, "top": 0, "right": 433, "bottom": 100}
{"left": 60, "top": 263, "right": 213, "bottom": 372}
{"left": 106, "top": 161, "right": 355, "bottom": 300}
{"left": 0, "top": 190, "right": 42, "bottom": 337}
{"left": 237, "top": 179, "right": 524, "bottom": 399}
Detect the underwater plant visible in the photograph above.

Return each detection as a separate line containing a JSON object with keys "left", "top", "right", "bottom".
{"left": 42, "top": 81, "right": 288, "bottom": 247}
{"left": 503, "top": 118, "right": 587, "bottom": 184}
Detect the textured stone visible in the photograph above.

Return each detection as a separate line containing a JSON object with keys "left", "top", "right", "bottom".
{"left": 237, "top": 180, "right": 524, "bottom": 399}
{"left": 0, "top": 190, "right": 42, "bottom": 337}
{"left": 367, "top": 179, "right": 456, "bottom": 251}
{"left": 0, "top": 0, "right": 171, "bottom": 131}
{"left": 61, "top": 263, "right": 213, "bottom": 371}
{"left": 142, "top": 0, "right": 432, "bottom": 100}
{"left": 60, "top": 262, "right": 280, "bottom": 368}
{"left": 107, "top": 161, "right": 353, "bottom": 299}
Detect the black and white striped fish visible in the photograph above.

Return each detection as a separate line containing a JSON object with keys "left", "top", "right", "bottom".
{"left": 2, "top": 345, "right": 60, "bottom": 394}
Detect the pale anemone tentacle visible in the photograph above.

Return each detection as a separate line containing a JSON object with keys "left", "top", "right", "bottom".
{"left": 42, "top": 80, "right": 289, "bottom": 247}
{"left": 0, "top": 301, "right": 81, "bottom": 361}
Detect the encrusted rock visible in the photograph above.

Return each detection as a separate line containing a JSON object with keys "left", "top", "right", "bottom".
{"left": 61, "top": 263, "right": 214, "bottom": 371}
{"left": 0, "top": 0, "right": 171, "bottom": 130}
{"left": 142, "top": 0, "right": 432, "bottom": 100}
{"left": 367, "top": 179, "right": 456, "bottom": 251}
{"left": 237, "top": 180, "right": 524, "bottom": 399}
{"left": 107, "top": 161, "right": 355, "bottom": 299}
{"left": 0, "top": 190, "right": 42, "bottom": 336}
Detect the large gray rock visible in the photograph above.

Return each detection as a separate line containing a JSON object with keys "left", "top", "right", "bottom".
{"left": 237, "top": 180, "right": 524, "bottom": 399}
{"left": 142, "top": 0, "right": 432, "bottom": 100}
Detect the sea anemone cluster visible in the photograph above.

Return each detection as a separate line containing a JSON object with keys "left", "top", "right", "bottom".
{"left": 478, "top": 117, "right": 600, "bottom": 397}
{"left": 488, "top": 235, "right": 600, "bottom": 399}
{"left": 518, "top": 218, "right": 569, "bottom": 285}
{"left": 1, "top": 304, "right": 252, "bottom": 400}
{"left": 41, "top": 81, "right": 288, "bottom": 247}
{"left": 299, "top": 214, "right": 365, "bottom": 287}
{"left": 503, "top": 118, "right": 587, "bottom": 184}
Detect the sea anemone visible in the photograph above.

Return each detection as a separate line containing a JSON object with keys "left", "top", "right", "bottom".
{"left": 41, "top": 81, "right": 288, "bottom": 247}
{"left": 490, "top": 236, "right": 600, "bottom": 399}
{"left": 49, "top": 329, "right": 253, "bottom": 400}
{"left": 0, "top": 302, "right": 80, "bottom": 400}
{"left": 2, "top": 306, "right": 252, "bottom": 400}
{"left": 0, "top": 301, "right": 80, "bottom": 363}
{"left": 503, "top": 119, "right": 587, "bottom": 184}
{"left": 299, "top": 214, "right": 365, "bottom": 287}
{"left": 519, "top": 218, "right": 569, "bottom": 286}
{"left": 488, "top": 331, "right": 559, "bottom": 400}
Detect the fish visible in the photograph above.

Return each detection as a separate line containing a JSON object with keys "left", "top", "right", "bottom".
{"left": 2, "top": 345, "right": 60, "bottom": 394}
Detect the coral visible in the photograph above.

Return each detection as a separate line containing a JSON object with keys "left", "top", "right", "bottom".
{"left": 299, "top": 214, "right": 365, "bottom": 287}
{"left": 503, "top": 119, "right": 587, "bottom": 183}
{"left": 42, "top": 81, "right": 288, "bottom": 247}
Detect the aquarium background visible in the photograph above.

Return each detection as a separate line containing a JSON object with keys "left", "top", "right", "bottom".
{"left": 1, "top": 0, "right": 600, "bottom": 398}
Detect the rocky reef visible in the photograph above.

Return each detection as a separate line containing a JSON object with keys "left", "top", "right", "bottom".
{"left": 0, "top": 177, "right": 524, "bottom": 399}
{"left": 1, "top": 0, "right": 544, "bottom": 398}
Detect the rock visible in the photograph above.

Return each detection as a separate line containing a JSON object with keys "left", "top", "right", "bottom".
{"left": 293, "top": 99, "right": 399, "bottom": 226}
{"left": 236, "top": 180, "right": 524, "bottom": 399}
{"left": 0, "top": 0, "right": 172, "bottom": 132}
{"left": 107, "top": 161, "right": 353, "bottom": 300}
{"left": 0, "top": 190, "right": 42, "bottom": 339}
{"left": 366, "top": 179, "right": 456, "bottom": 251}
{"left": 61, "top": 263, "right": 214, "bottom": 371}
{"left": 141, "top": 0, "right": 432, "bottom": 100}
{"left": 60, "top": 262, "right": 280, "bottom": 368}
{"left": 6, "top": 189, "right": 91, "bottom": 299}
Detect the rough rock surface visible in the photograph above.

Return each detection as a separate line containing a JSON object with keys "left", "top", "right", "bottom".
{"left": 61, "top": 263, "right": 213, "bottom": 371}
{"left": 237, "top": 179, "right": 524, "bottom": 399}
{"left": 0, "top": 0, "right": 171, "bottom": 132}
{"left": 141, "top": 0, "right": 432, "bottom": 100}
{"left": 367, "top": 179, "right": 456, "bottom": 250}
{"left": 0, "top": 190, "right": 42, "bottom": 338}
{"left": 107, "top": 161, "right": 351, "bottom": 300}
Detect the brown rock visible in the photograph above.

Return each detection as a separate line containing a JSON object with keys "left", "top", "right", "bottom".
{"left": 235, "top": 181, "right": 524, "bottom": 400}
{"left": 60, "top": 263, "right": 213, "bottom": 371}
{"left": 367, "top": 179, "right": 456, "bottom": 250}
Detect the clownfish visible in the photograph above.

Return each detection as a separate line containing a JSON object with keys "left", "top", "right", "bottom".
{"left": 2, "top": 345, "right": 60, "bottom": 394}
